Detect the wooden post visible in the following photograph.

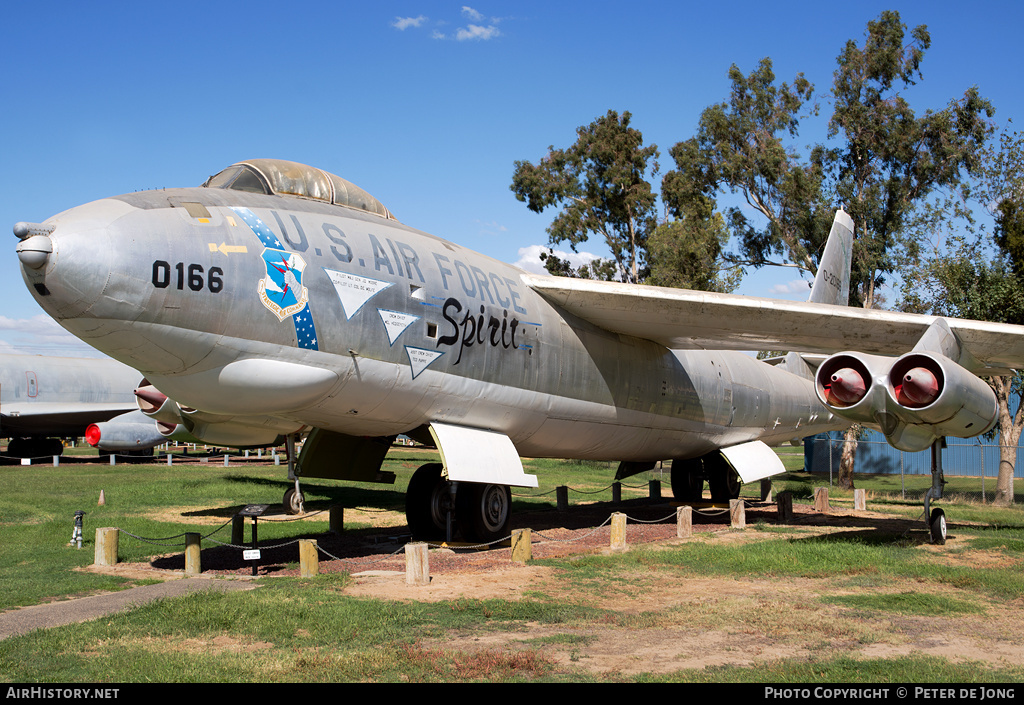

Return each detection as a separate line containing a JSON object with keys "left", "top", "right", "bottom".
{"left": 760, "top": 478, "right": 773, "bottom": 502}
{"left": 610, "top": 512, "right": 627, "bottom": 551}
{"left": 511, "top": 528, "right": 532, "bottom": 563}
{"left": 814, "top": 487, "right": 830, "bottom": 513}
{"left": 405, "top": 542, "right": 429, "bottom": 586}
{"left": 778, "top": 491, "right": 793, "bottom": 522}
{"left": 299, "top": 539, "right": 318, "bottom": 578}
{"left": 729, "top": 499, "right": 746, "bottom": 529}
{"left": 854, "top": 488, "right": 866, "bottom": 511}
{"left": 330, "top": 506, "right": 344, "bottom": 534}
{"left": 184, "top": 532, "right": 201, "bottom": 575}
{"left": 612, "top": 482, "right": 621, "bottom": 504}
{"left": 94, "top": 527, "right": 118, "bottom": 566}
{"left": 676, "top": 506, "right": 692, "bottom": 538}
{"left": 556, "top": 486, "right": 568, "bottom": 511}
{"left": 232, "top": 515, "right": 244, "bottom": 546}
{"left": 648, "top": 479, "right": 661, "bottom": 500}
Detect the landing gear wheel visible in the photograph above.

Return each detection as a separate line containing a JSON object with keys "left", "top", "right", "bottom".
{"left": 283, "top": 487, "right": 304, "bottom": 515}
{"left": 457, "top": 483, "right": 512, "bottom": 544}
{"left": 406, "top": 463, "right": 456, "bottom": 540}
{"left": 929, "top": 508, "right": 947, "bottom": 545}
{"left": 707, "top": 454, "right": 741, "bottom": 502}
{"left": 670, "top": 459, "right": 704, "bottom": 502}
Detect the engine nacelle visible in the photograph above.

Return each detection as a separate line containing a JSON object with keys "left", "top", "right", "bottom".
{"left": 135, "top": 383, "right": 184, "bottom": 425}
{"left": 137, "top": 381, "right": 299, "bottom": 446}
{"left": 815, "top": 352, "right": 893, "bottom": 425}
{"left": 816, "top": 351, "right": 998, "bottom": 452}
{"left": 85, "top": 411, "right": 166, "bottom": 451}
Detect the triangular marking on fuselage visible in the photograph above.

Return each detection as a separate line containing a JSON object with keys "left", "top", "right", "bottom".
{"left": 378, "top": 309, "right": 419, "bottom": 346}
{"left": 405, "top": 346, "right": 444, "bottom": 379}
{"left": 323, "top": 269, "right": 393, "bottom": 319}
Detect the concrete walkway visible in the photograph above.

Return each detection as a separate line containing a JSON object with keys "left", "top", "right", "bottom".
{"left": 0, "top": 576, "right": 259, "bottom": 640}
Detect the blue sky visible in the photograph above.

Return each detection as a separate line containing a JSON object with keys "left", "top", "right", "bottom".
{"left": 2, "top": 1, "right": 1021, "bottom": 355}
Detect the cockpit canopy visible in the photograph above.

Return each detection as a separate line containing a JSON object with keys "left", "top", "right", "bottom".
{"left": 204, "top": 159, "right": 395, "bottom": 220}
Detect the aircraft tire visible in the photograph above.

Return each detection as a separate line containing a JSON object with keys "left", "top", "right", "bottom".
{"left": 929, "top": 508, "right": 947, "bottom": 545}
{"left": 283, "top": 488, "right": 304, "bottom": 515}
{"left": 457, "top": 483, "right": 512, "bottom": 544}
{"left": 405, "top": 463, "right": 453, "bottom": 540}
{"left": 707, "top": 454, "right": 741, "bottom": 501}
{"left": 670, "top": 459, "right": 704, "bottom": 502}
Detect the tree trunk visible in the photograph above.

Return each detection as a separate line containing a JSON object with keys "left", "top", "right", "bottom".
{"left": 837, "top": 424, "right": 859, "bottom": 489}
{"left": 995, "top": 443, "right": 1016, "bottom": 507}
{"left": 990, "top": 376, "right": 1019, "bottom": 507}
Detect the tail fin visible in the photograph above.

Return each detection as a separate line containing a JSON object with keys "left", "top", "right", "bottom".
{"left": 808, "top": 209, "right": 853, "bottom": 306}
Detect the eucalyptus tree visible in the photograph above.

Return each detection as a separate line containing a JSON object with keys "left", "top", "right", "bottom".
{"left": 661, "top": 57, "right": 832, "bottom": 280}
{"left": 900, "top": 129, "right": 1024, "bottom": 506}
{"left": 510, "top": 110, "right": 659, "bottom": 283}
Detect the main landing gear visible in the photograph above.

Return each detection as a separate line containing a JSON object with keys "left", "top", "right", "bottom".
{"left": 670, "top": 451, "right": 741, "bottom": 503}
{"left": 405, "top": 463, "right": 512, "bottom": 544}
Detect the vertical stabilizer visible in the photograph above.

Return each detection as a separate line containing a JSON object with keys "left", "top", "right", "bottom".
{"left": 808, "top": 210, "right": 853, "bottom": 306}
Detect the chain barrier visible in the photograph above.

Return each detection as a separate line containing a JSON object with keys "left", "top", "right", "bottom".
{"left": 101, "top": 495, "right": 724, "bottom": 570}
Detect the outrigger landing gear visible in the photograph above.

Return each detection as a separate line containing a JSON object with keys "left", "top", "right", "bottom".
{"left": 404, "top": 463, "right": 512, "bottom": 544}
{"left": 282, "top": 434, "right": 305, "bottom": 515}
{"left": 924, "top": 438, "right": 947, "bottom": 545}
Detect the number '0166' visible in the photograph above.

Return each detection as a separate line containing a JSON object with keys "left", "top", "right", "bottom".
{"left": 152, "top": 261, "right": 224, "bottom": 293}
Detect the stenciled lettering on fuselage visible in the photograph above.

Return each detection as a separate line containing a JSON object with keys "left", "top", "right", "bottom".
{"left": 316, "top": 226, "right": 534, "bottom": 377}
{"left": 437, "top": 298, "right": 520, "bottom": 365}
{"left": 221, "top": 206, "right": 532, "bottom": 376}
{"left": 231, "top": 207, "right": 318, "bottom": 350}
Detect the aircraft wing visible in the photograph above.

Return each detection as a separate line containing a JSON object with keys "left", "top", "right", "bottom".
{"left": 522, "top": 274, "right": 1024, "bottom": 371}
{"left": 0, "top": 402, "right": 137, "bottom": 436}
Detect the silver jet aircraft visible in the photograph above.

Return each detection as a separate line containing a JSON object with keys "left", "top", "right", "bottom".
{"left": 15, "top": 159, "right": 1024, "bottom": 543}
{"left": 0, "top": 353, "right": 165, "bottom": 457}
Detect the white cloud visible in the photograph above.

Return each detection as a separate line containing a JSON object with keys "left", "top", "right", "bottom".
{"left": 769, "top": 279, "right": 812, "bottom": 298}
{"left": 0, "top": 314, "right": 106, "bottom": 356}
{"left": 456, "top": 24, "right": 501, "bottom": 41}
{"left": 398, "top": 6, "right": 504, "bottom": 41}
{"left": 513, "top": 245, "right": 601, "bottom": 276}
{"left": 476, "top": 220, "right": 508, "bottom": 236}
{"left": 392, "top": 15, "right": 427, "bottom": 31}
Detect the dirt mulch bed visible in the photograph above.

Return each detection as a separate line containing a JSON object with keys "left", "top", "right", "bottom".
{"left": 138, "top": 497, "right": 930, "bottom": 580}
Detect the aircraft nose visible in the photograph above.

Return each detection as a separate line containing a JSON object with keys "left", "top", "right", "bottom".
{"left": 14, "top": 222, "right": 54, "bottom": 270}
{"left": 15, "top": 199, "right": 138, "bottom": 322}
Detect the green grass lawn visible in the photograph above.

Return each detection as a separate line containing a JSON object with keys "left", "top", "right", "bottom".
{"left": 2, "top": 446, "right": 1023, "bottom": 683}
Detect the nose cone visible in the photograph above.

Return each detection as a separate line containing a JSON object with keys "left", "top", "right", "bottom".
{"left": 15, "top": 195, "right": 221, "bottom": 376}
{"left": 16, "top": 199, "right": 133, "bottom": 321}
{"left": 15, "top": 234, "right": 53, "bottom": 269}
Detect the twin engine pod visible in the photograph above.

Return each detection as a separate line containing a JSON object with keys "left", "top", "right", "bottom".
{"left": 814, "top": 351, "right": 998, "bottom": 452}
{"left": 134, "top": 382, "right": 296, "bottom": 447}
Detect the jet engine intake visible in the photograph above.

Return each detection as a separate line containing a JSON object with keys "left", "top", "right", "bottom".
{"left": 815, "top": 351, "right": 998, "bottom": 452}
{"left": 814, "top": 352, "right": 892, "bottom": 424}
{"left": 885, "top": 352, "right": 998, "bottom": 436}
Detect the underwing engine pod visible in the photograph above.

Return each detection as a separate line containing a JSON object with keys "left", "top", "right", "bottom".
{"left": 815, "top": 351, "right": 997, "bottom": 452}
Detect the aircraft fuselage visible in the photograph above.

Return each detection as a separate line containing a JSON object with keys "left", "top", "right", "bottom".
{"left": 20, "top": 183, "right": 843, "bottom": 462}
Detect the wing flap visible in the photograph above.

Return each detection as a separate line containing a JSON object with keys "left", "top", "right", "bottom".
{"left": 523, "top": 274, "right": 1024, "bottom": 370}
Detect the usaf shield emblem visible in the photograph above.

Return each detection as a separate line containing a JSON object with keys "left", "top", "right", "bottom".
{"left": 258, "top": 247, "right": 309, "bottom": 321}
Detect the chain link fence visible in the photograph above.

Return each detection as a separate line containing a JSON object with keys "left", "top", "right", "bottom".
{"left": 806, "top": 434, "right": 1022, "bottom": 503}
